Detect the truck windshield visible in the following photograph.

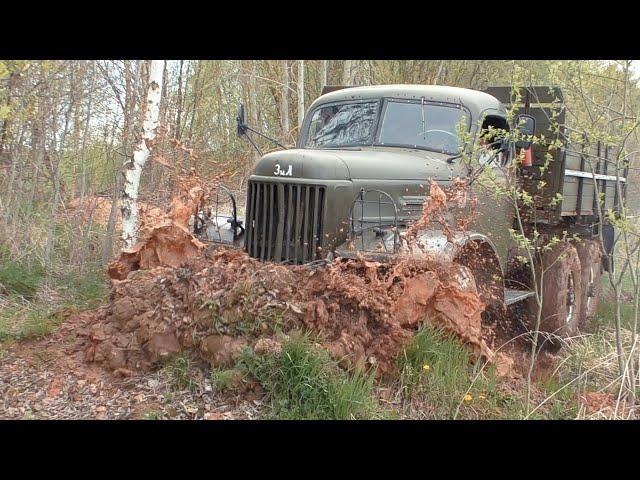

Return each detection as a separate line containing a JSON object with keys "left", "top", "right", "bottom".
{"left": 305, "top": 102, "right": 378, "bottom": 148}
{"left": 377, "top": 100, "right": 468, "bottom": 154}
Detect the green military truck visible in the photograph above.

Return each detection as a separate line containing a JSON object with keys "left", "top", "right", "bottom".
{"left": 200, "top": 84, "right": 626, "bottom": 341}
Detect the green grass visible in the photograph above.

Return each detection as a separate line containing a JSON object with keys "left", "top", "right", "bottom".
{"left": 398, "top": 325, "right": 475, "bottom": 399}
{"left": 596, "top": 253, "right": 639, "bottom": 331}
{"left": 534, "top": 374, "right": 580, "bottom": 419}
{"left": 0, "top": 241, "right": 109, "bottom": 343}
{"left": 54, "top": 266, "right": 109, "bottom": 310}
{"left": 240, "top": 334, "right": 377, "bottom": 420}
{"left": 141, "top": 410, "right": 161, "bottom": 420}
{"left": 596, "top": 300, "right": 636, "bottom": 331}
{"left": 0, "top": 256, "right": 45, "bottom": 298}
{"left": 397, "top": 325, "right": 502, "bottom": 417}
{"left": 395, "top": 325, "right": 578, "bottom": 419}
{"left": 0, "top": 300, "right": 62, "bottom": 341}
{"left": 211, "top": 367, "right": 245, "bottom": 392}
{"left": 161, "top": 354, "right": 198, "bottom": 391}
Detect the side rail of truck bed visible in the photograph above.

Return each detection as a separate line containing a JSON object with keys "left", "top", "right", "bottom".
{"left": 558, "top": 132, "right": 628, "bottom": 221}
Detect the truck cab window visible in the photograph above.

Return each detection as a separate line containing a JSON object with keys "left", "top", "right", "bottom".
{"left": 478, "top": 115, "right": 509, "bottom": 166}
{"left": 377, "top": 100, "right": 468, "bottom": 154}
{"left": 305, "top": 102, "right": 378, "bottom": 148}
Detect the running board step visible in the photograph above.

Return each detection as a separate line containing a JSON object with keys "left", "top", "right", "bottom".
{"left": 504, "top": 288, "right": 535, "bottom": 306}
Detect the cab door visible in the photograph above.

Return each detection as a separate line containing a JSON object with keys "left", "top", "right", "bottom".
{"left": 468, "top": 141, "right": 517, "bottom": 271}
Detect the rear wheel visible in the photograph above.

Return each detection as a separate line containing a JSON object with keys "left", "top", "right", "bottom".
{"left": 536, "top": 243, "right": 583, "bottom": 345}
{"left": 574, "top": 239, "right": 603, "bottom": 332}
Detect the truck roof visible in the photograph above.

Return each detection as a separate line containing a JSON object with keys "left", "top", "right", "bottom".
{"left": 311, "top": 84, "right": 505, "bottom": 119}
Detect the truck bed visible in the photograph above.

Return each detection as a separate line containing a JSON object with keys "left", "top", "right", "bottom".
{"left": 484, "top": 86, "right": 627, "bottom": 225}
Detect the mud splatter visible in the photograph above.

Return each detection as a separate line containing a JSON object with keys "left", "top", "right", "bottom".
{"left": 107, "top": 170, "right": 213, "bottom": 281}
{"left": 403, "top": 178, "right": 449, "bottom": 248}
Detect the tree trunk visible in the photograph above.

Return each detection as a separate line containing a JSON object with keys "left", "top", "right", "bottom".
{"left": 120, "top": 59, "right": 164, "bottom": 250}
{"left": 249, "top": 63, "right": 259, "bottom": 129}
{"left": 297, "top": 60, "right": 305, "bottom": 133}
{"left": 342, "top": 60, "right": 353, "bottom": 85}
{"left": 0, "top": 70, "right": 20, "bottom": 163}
{"left": 102, "top": 169, "right": 122, "bottom": 263}
{"left": 175, "top": 60, "right": 184, "bottom": 139}
{"left": 433, "top": 60, "right": 446, "bottom": 85}
{"left": 321, "top": 60, "right": 328, "bottom": 90}
{"left": 281, "top": 60, "right": 290, "bottom": 141}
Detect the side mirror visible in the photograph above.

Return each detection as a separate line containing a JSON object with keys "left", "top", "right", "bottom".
{"left": 514, "top": 114, "right": 536, "bottom": 149}
{"left": 236, "top": 103, "right": 248, "bottom": 137}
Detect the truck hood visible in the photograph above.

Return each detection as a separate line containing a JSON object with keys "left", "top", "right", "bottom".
{"left": 252, "top": 147, "right": 454, "bottom": 181}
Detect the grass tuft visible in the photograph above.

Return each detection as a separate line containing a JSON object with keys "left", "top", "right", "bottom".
{"left": 241, "top": 334, "right": 377, "bottom": 420}
{"left": 0, "top": 300, "right": 62, "bottom": 341}
{"left": 161, "top": 354, "right": 198, "bottom": 391}
{"left": 211, "top": 367, "right": 245, "bottom": 392}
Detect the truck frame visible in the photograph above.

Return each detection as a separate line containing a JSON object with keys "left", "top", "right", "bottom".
{"left": 199, "top": 84, "right": 626, "bottom": 341}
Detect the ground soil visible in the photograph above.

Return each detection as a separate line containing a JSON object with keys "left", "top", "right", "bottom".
{"left": 0, "top": 310, "right": 262, "bottom": 419}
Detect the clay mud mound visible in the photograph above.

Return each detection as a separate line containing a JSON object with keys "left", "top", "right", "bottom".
{"left": 79, "top": 244, "right": 513, "bottom": 378}
{"left": 77, "top": 174, "right": 520, "bottom": 379}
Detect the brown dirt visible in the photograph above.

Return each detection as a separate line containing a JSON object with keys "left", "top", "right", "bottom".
{"left": 84, "top": 247, "right": 497, "bottom": 377}
{"left": 0, "top": 310, "right": 260, "bottom": 419}
{"left": 579, "top": 391, "right": 621, "bottom": 417}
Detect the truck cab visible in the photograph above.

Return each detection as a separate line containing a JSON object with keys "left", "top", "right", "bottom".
{"left": 243, "top": 85, "right": 515, "bottom": 266}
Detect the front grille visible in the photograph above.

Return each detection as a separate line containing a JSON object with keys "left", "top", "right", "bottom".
{"left": 245, "top": 181, "right": 326, "bottom": 264}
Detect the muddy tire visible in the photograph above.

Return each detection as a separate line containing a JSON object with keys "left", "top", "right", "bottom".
{"left": 537, "top": 243, "right": 583, "bottom": 343}
{"left": 573, "top": 239, "right": 603, "bottom": 332}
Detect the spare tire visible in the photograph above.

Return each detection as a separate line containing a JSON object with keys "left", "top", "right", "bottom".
{"left": 537, "top": 243, "right": 583, "bottom": 341}
{"left": 574, "top": 239, "right": 603, "bottom": 332}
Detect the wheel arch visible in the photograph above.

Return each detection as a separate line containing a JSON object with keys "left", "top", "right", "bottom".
{"left": 453, "top": 233, "right": 505, "bottom": 280}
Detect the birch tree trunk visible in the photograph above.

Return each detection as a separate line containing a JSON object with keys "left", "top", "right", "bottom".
{"left": 121, "top": 59, "right": 164, "bottom": 250}
{"left": 297, "top": 60, "right": 305, "bottom": 132}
